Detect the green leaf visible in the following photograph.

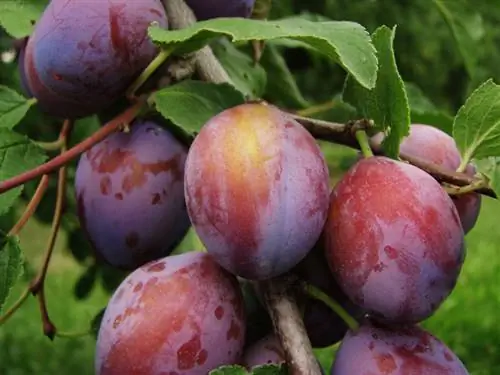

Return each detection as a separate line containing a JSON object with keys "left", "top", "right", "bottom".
{"left": 476, "top": 157, "right": 500, "bottom": 197}
{"left": 260, "top": 43, "right": 310, "bottom": 109}
{"left": 252, "top": 364, "right": 288, "bottom": 375}
{"left": 405, "top": 82, "right": 453, "bottom": 135}
{"left": 0, "top": 85, "right": 37, "bottom": 130}
{"left": 0, "top": 129, "right": 47, "bottom": 216}
{"left": 208, "top": 364, "right": 287, "bottom": 375}
{"left": 432, "top": 0, "right": 483, "bottom": 77}
{"left": 343, "top": 25, "right": 410, "bottom": 158}
{"left": 209, "top": 365, "right": 248, "bottom": 375}
{"left": 90, "top": 307, "right": 106, "bottom": 340}
{"left": 0, "top": 234, "right": 24, "bottom": 312}
{"left": 212, "top": 39, "right": 267, "bottom": 99}
{"left": 452, "top": 80, "right": 500, "bottom": 167}
{"left": 149, "top": 17, "right": 377, "bottom": 89}
{"left": 151, "top": 80, "right": 245, "bottom": 133}
{"left": 0, "top": 0, "right": 48, "bottom": 38}
{"left": 74, "top": 264, "right": 98, "bottom": 300}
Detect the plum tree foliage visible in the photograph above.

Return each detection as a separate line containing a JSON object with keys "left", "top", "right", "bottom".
{"left": 0, "top": 0, "right": 499, "bottom": 374}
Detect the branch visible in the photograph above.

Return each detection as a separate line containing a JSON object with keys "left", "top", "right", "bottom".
{"left": 292, "top": 115, "right": 497, "bottom": 198}
{"left": 261, "top": 276, "right": 323, "bottom": 375}
{"left": 162, "top": 0, "right": 232, "bottom": 83}
{"left": 0, "top": 101, "right": 143, "bottom": 195}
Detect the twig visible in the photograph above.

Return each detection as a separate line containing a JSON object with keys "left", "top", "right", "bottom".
{"left": 30, "top": 120, "right": 72, "bottom": 340}
{"left": 8, "top": 175, "right": 49, "bottom": 236}
{"left": 0, "top": 101, "right": 143, "bottom": 195}
{"left": 292, "top": 115, "right": 497, "bottom": 198}
{"left": 260, "top": 275, "right": 323, "bottom": 375}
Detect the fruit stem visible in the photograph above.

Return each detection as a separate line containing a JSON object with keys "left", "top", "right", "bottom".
{"left": 8, "top": 174, "right": 49, "bottom": 236}
{"left": 126, "top": 48, "right": 173, "bottom": 98}
{"left": 355, "top": 129, "right": 374, "bottom": 158}
{"left": 295, "top": 99, "right": 338, "bottom": 118}
{"left": 303, "top": 282, "right": 359, "bottom": 332}
{"left": 0, "top": 101, "right": 144, "bottom": 195}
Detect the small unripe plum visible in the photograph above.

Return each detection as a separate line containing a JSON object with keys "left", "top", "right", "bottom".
{"left": 293, "top": 241, "right": 365, "bottom": 348}
{"left": 24, "top": 0, "right": 167, "bottom": 118}
{"left": 95, "top": 252, "right": 246, "bottom": 374}
{"left": 372, "top": 124, "right": 481, "bottom": 234}
{"left": 75, "top": 119, "right": 190, "bottom": 270}
{"left": 185, "top": 0, "right": 255, "bottom": 20}
{"left": 184, "top": 103, "right": 330, "bottom": 280}
{"left": 242, "top": 334, "right": 285, "bottom": 369}
{"left": 331, "top": 321, "right": 469, "bottom": 374}
{"left": 324, "top": 156, "right": 465, "bottom": 323}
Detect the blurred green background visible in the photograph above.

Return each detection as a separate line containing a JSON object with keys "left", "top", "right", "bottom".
{"left": 1, "top": 0, "right": 500, "bottom": 374}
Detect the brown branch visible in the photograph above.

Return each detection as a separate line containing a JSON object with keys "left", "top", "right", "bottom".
{"left": 261, "top": 275, "right": 323, "bottom": 375}
{"left": 0, "top": 101, "right": 143, "bottom": 195}
{"left": 162, "top": 0, "right": 232, "bottom": 83}
{"left": 292, "top": 115, "right": 497, "bottom": 198}
{"left": 8, "top": 175, "right": 49, "bottom": 236}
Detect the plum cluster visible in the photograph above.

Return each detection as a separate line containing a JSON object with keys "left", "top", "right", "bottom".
{"left": 85, "top": 102, "right": 474, "bottom": 374}
{"left": 29, "top": 2, "right": 475, "bottom": 373}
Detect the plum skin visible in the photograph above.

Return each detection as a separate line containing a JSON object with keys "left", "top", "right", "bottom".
{"left": 95, "top": 252, "right": 246, "bottom": 375}
{"left": 242, "top": 334, "right": 285, "bottom": 369}
{"left": 324, "top": 156, "right": 465, "bottom": 323}
{"left": 24, "top": 0, "right": 167, "bottom": 118}
{"left": 372, "top": 124, "right": 481, "bottom": 234}
{"left": 185, "top": 0, "right": 255, "bottom": 20}
{"left": 75, "top": 119, "right": 190, "bottom": 270}
{"left": 331, "top": 321, "right": 469, "bottom": 374}
{"left": 184, "top": 103, "right": 330, "bottom": 280}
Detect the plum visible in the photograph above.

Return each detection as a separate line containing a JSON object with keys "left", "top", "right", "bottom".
{"left": 95, "top": 252, "right": 246, "bottom": 375}
{"left": 331, "top": 321, "right": 469, "bottom": 374}
{"left": 184, "top": 103, "right": 330, "bottom": 280}
{"left": 185, "top": 0, "right": 255, "bottom": 20}
{"left": 372, "top": 124, "right": 481, "bottom": 234}
{"left": 75, "top": 119, "right": 190, "bottom": 270}
{"left": 242, "top": 334, "right": 285, "bottom": 369}
{"left": 293, "top": 241, "right": 365, "bottom": 348}
{"left": 324, "top": 156, "right": 465, "bottom": 323}
{"left": 24, "top": 0, "right": 167, "bottom": 118}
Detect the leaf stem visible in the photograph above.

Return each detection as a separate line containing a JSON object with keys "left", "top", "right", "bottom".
{"left": 295, "top": 99, "right": 337, "bottom": 117}
{"left": 355, "top": 129, "right": 374, "bottom": 158}
{"left": 35, "top": 139, "right": 65, "bottom": 152}
{"left": 126, "top": 48, "right": 173, "bottom": 98}
{"left": 303, "top": 282, "right": 359, "bottom": 332}
{"left": 8, "top": 174, "right": 49, "bottom": 236}
{"left": 0, "top": 287, "right": 31, "bottom": 325}
{"left": 444, "top": 179, "right": 486, "bottom": 195}
{"left": 55, "top": 329, "right": 91, "bottom": 339}
{"left": 0, "top": 101, "right": 143, "bottom": 195}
